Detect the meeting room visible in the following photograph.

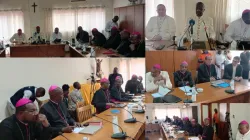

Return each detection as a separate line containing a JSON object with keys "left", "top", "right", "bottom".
{"left": 145, "top": 103, "right": 250, "bottom": 140}
{"left": 0, "top": 58, "right": 146, "bottom": 140}
{"left": 145, "top": 0, "right": 250, "bottom": 51}
{"left": 0, "top": 0, "right": 145, "bottom": 57}
{"left": 145, "top": 50, "right": 250, "bottom": 103}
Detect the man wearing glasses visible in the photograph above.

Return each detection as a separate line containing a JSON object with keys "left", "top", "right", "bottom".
{"left": 223, "top": 56, "right": 243, "bottom": 81}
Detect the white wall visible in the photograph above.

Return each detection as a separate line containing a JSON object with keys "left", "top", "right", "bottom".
{"left": 230, "top": 103, "right": 250, "bottom": 140}
{"left": 113, "top": 0, "right": 145, "bottom": 8}
{"left": 0, "top": 58, "right": 110, "bottom": 119}
{"left": 0, "top": 0, "right": 114, "bottom": 38}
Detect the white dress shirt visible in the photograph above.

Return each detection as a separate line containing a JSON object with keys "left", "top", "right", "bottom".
{"left": 10, "top": 33, "right": 26, "bottom": 43}
{"left": 146, "top": 71, "right": 172, "bottom": 92}
{"left": 105, "top": 20, "right": 118, "bottom": 37}
{"left": 146, "top": 15, "right": 176, "bottom": 41}
{"left": 183, "top": 16, "right": 216, "bottom": 41}
{"left": 50, "top": 32, "right": 62, "bottom": 42}
{"left": 236, "top": 130, "right": 250, "bottom": 140}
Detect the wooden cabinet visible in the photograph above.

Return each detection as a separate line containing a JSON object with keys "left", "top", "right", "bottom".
{"left": 114, "top": 4, "right": 145, "bottom": 39}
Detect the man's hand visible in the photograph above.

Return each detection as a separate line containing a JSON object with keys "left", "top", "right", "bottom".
{"left": 37, "top": 114, "right": 50, "bottom": 127}
{"left": 129, "top": 44, "right": 135, "bottom": 51}
{"left": 62, "top": 126, "right": 74, "bottom": 133}
{"left": 234, "top": 77, "right": 243, "bottom": 81}
{"left": 210, "top": 77, "right": 216, "bottom": 81}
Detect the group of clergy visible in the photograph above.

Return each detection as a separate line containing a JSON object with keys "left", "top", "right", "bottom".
{"left": 146, "top": 52, "right": 246, "bottom": 91}
{"left": 9, "top": 15, "right": 144, "bottom": 57}
{"left": 146, "top": 2, "right": 250, "bottom": 50}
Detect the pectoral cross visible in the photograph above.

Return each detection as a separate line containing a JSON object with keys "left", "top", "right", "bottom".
{"left": 32, "top": 2, "right": 38, "bottom": 13}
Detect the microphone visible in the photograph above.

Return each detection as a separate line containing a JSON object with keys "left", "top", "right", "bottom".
{"left": 92, "top": 114, "right": 127, "bottom": 139}
{"left": 119, "top": 106, "right": 137, "bottom": 123}
{"left": 202, "top": 21, "right": 212, "bottom": 50}
{"left": 178, "top": 25, "right": 191, "bottom": 50}
{"left": 134, "top": 103, "right": 145, "bottom": 114}
{"left": 58, "top": 132, "right": 69, "bottom": 140}
{"left": 189, "top": 19, "right": 195, "bottom": 35}
{"left": 175, "top": 72, "right": 192, "bottom": 103}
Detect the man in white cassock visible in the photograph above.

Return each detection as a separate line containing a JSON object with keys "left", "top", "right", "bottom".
{"left": 146, "top": 4, "right": 176, "bottom": 41}
{"left": 146, "top": 64, "right": 172, "bottom": 92}
{"left": 236, "top": 120, "right": 250, "bottom": 140}
{"left": 225, "top": 10, "right": 250, "bottom": 50}
{"left": 182, "top": 2, "right": 215, "bottom": 43}
{"left": 50, "top": 27, "right": 62, "bottom": 43}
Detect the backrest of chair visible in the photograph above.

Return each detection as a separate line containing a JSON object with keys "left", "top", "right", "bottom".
{"left": 76, "top": 101, "right": 86, "bottom": 108}
{"left": 76, "top": 105, "right": 92, "bottom": 122}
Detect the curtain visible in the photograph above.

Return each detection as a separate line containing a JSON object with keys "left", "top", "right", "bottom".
{"left": 213, "top": 0, "right": 228, "bottom": 40}
{"left": 0, "top": 10, "right": 24, "bottom": 41}
{"left": 51, "top": 7, "right": 105, "bottom": 41}
{"left": 226, "top": 0, "right": 250, "bottom": 24}
{"left": 181, "top": 107, "right": 193, "bottom": 119}
{"left": 145, "top": 0, "right": 174, "bottom": 24}
{"left": 155, "top": 108, "right": 181, "bottom": 120}
{"left": 44, "top": 9, "right": 53, "bottom": 41}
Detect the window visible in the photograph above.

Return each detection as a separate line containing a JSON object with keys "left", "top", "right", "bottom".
{"left": 145, "top": 0, "right": 174, "bottom": 24}
{"left": 155, "top": 108, "right": 181, "bottom": 120}
{"left": 227, "top": 0, "right": 250, "bottom": 23}
{"left": 0, "top": 11, "right": 24, "bottom": 41}
{"left": 52, "top": 7, "right": 105, "bottom": 40}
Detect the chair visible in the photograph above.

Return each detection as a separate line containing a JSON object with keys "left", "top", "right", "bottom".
{"left": 76, "top": 101, "right": 86, "bottom": 108}
{"left": 76, "top": 105, "right": 92, "bottom": 122}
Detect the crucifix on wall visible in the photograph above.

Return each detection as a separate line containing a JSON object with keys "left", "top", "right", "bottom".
{"left": 32, "top": 2, "right": 38, "bottom": 13}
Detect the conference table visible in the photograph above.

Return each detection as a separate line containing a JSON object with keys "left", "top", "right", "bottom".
{"left": 3, "top": 43, "right": 122, "bottom": 57}
{"left": 0, "top": 49, "right": 5, "bottom": 57}
{"left": 145, "top": 80, "right": 250, "bottom": 104}
{"left": 53, "top": 107, "right": 145, "bottom": 140}
{"left": 146, "top": 40, "right": 216, "bottom": 51}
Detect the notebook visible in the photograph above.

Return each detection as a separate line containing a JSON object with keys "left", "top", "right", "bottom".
{"left": 151, "top": 86, "right": 171, "bottom": 98}
{"left": 79, "top": 121, "right": 103, "bottom": 135}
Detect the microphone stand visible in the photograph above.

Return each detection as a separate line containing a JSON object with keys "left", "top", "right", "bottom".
{"left": 121, "top": 107, "right": 137, "bottom": 123}
{"left": 93, "top": 114, "right": 127, "bottom": 139}
{"left": 190, "top": 25, "right": 194, "bottom": 50}
{"left": 134, "top": 103, "right": 145, "bottom": 114}
{"left": 178, "top": 26, "right": 191, "bottom": 50}
{"left": 167, "top": 36, "right": 177, "bottom": 49}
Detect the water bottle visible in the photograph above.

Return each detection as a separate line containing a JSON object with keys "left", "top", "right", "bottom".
{"left": 112, "top": 116, "right": 120, "bottom": 134}
{"left": 127, "top": 106, "right": 133, "bottom": 119}
{"left": 137, "top": 100, "right": 142, "bottom": 111}
{"left": 230, "top": 79, "right": 235, "bottom": 90}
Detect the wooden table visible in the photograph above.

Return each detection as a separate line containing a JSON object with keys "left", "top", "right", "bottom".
{"left": 0, "top": 49, "right": 5, "bottom": 57}
{"left": 10, "top": 44, "right": 65, "bottom": 57}
{"left": 145, "top": 80, "right": 250, "bottom": 103}
{"left": 146, "top": 40, "right": 215, "bottom": 51}
{"left": 69, "top": 46, "right": 123, "bottom": 57}
{"left": 53, "top": 107, "right": 145, "bottom": 140}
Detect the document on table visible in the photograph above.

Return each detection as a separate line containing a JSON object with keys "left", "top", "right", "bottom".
{"left": 179, "top": 86, "right": 192, "bottom": 95}
{"left": 73, "top": 127, "right": 85, "bottom": 133}
{"left": 152, "top": 86, "right": 171, "bottom": 98}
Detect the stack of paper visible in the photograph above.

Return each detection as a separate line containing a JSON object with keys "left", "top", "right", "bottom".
{"left": 151, "top": 86, "right": 171, "bottom": 98}
{"left": 179, "top": 86, "right": 192, "bottom": 95}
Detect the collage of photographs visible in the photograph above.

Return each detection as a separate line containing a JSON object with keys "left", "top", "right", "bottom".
{"left": 0, "top": 0, "right": 250, "bottom": 140}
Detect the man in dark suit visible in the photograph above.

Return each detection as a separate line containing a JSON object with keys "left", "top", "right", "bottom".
{"left": 108, "top": 67, "right": 123, "bottom": 90}
{"left": 91, "top": 28, "right": 107, "bottom": 46}
{"left": 198, "top": 56, "right": 217, "bottom": 83}
{"left": 240, "top": 51, "right": 250, "bottom": 79}
{"left": 200, "top": 118, "right": 214, "bottom": 140}
{"left": 223, "top": 56, "right": 243, "bottom": 81}
{"left": 174, "top": 61, "right": 194, "bottom": 87}
{"left": 110, "top": 76, "right": 130, "bottom": 102}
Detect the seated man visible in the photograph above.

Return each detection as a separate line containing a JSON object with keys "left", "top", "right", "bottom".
{"left": 68, "top": 82, "right": 84, "bottom": 120}
{"left": 76, "top": 26, "right": 89, "bottom": 43}
{"left": 200, "top": 118, "right": 214, "bottom": 140}
{"left": 146, "top": 64, "right": 172, "bottom": 92}
{"left": 125, "top": 75, "right": 140, "bottom": 94}
{"left": 62, "top": 84, "right": 70, "bottom": 109}
{"left": 225, "top": 10, "right": 250, "bottom": 50}
{"left": 103, "top": 26, "right": 121, "bottom": 49}
{"left": 128, "top": 32, "right": 145, "bottom": 57}
{"left": 91, "top": 28, "right": 107, "bottom": 46}
{"left": 236, "top": 120, "right": 250, "bottom": 140}
{"left": 223, "top": 56, "right": 243, "bottom": 81}
{"left": 32, "top": 26, "right": 44, "bottom": 43}
{"left": 40, "top": 86, "right": 81, "bottom": 138}
{"left": 164, "top": 116, "right": 172, "bottom": 123}
{"left": 197, "top": 56, "right": 217, "bottom": 83}
{"left": 110, "top": 76, "right": 130, "bottom": 102}
{"left": 10, "top": 29, "right": 26, "bottom": 44}
{"left": 50, "top": 27, "right": 62, "bottom": 43}
{"left": 115, "top": 29, "right": 131, "bottom": 55}
{"left": 188, "top": 119, "right": 203, "bottom": 136}
{"left": 91, "top": 78, "right": 115, "bottom": 114}
{"left": 146, "top": 4, "right": 176, "bottom": 41}
{"left": 0, "top": 99, "right": 52, "bottom": 140}
{"left": 182, "top": 117, "right": 192, "bottom": 131}
{"left": 8, "top": 86, "right": 45, "bottom": 115}
{"left": 174, "top": 61, "right": 194, "bottom": 87}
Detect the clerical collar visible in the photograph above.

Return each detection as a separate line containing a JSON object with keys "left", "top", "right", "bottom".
{"left": 50, "top": 99, "right": 59, "bottom": 105}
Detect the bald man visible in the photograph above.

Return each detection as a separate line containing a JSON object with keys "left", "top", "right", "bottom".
{"left": 197, "top": 56, "right": 217, "bottom": 83}
{"left": 183, "top": 2, "right": 215, "bottom": 42}
{"left": 174, "top": 61, "right": 194, "bottom": 87}
{"left": 225, "top": 10, "right": 250, "bottom": 50}
{"left": 40, "top": 86, "right": 81, "bottom": 138}
{"left": 200, "top": 118, "right": 214, "bottom": 140}
{"left": 146, "top": 64, "right": 172, "bottom": 92}
{"left": 236, "top": 120, "right": 250, "bottom": 140}
{"left": 10, "top": 29, "right": 26, "bottom": 44}
{"left": 146, "top": 4, "right": 176, "bottom": 41}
